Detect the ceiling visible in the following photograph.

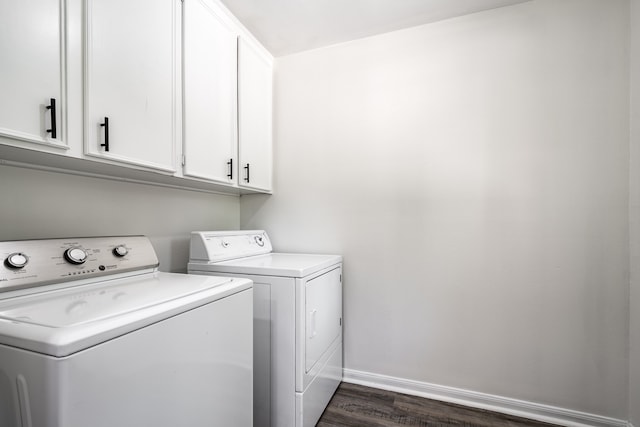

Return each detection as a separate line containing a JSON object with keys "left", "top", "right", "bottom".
{"left": 219, "top": 0, "right": 531, "bottom": 57}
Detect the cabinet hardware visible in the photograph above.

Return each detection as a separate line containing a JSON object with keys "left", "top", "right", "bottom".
{"left": 244, "top": 163, "right": 250, "bottom": 183}
{"left": 46, "top": 98, "right": 57, "bottom": 139}
{"left": 227, "top": 158, "right": 233, "bottom": 180}
{"left": 100, "top": 117, "right": 109, "bottom": 151}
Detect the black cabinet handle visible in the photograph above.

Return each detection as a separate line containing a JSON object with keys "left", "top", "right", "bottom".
{"left": 227, "top": 158, "right": 233, "bottom": 180}
{"left": 244, "top": 163, "right": 250, "bottom": 183}
{"left": 46, "top": 98, "right": 57, "bottom": 139}
{"left": 100, "top": 117, "right": 109, "bottom": 151}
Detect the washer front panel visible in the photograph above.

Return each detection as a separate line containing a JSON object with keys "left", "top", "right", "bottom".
{"left": 0, "top": 287, "right": 253, "bottom": 427}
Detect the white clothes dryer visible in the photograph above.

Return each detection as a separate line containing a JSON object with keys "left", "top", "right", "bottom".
{"left": 0, "top": 236, "right": 253, "bottom": 427}
{"left": 188, "top": 230, "right": 343, "bottom": 427}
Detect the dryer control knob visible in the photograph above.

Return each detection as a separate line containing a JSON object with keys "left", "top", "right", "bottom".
{"left": 113, "top": 246, "right": 128, "bottom": 257}
{"left": 5, "top": 252, "right": 28, "bottom": 269}
{"left": 64, "top": 248, "right": 88, "bottom": 265}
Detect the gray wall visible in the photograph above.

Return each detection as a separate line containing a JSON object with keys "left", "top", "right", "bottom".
{"left": 630, "top": 0, "right": 640, "bottom": 424}
{"left": 0, "top": 165, "right": 240, "bottom": 272}
{"left": 241, "top": 0, "right": 630, "bottom": 418}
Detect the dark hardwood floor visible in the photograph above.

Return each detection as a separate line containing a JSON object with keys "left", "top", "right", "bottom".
{"left": 317, "top": 382, "right": 559, "bottom": 427}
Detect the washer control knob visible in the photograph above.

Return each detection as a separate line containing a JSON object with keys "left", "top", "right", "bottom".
{"left": 254, "top": 235, "right": 265, "bottom": 247}
{"left": 113, "top": 246, "right": 128, "bottom": 257}
{"left": 64, "top": 248, "right": 87, "bottom": 265}
{"left": 5, "top": 252, "right": 28, "bottom": 269}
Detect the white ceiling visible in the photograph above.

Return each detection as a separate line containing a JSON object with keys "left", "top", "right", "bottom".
{"left": 219, "top": 0, "right": 531, "bottom": 56}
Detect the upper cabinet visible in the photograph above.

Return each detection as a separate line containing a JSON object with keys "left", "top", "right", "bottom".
{"left": 0, "top": 0, "right": 67, "bottom": 151}
{"left": 83, "top": 0, "right": 179, "bottom": 173}
{"left": 0, "top": 0, "right": 272, "bottom": 194}
{"left": 238, "top": 37, "right": 273, "bottom": 193}
{"left": 182, "top": 0, "right": 273, "bottom": 192}
{"left": 183, "top": 0, "right": 237, "bottom": 185}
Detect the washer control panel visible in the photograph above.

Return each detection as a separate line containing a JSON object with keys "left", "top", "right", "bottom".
{"left": 0, "top": 236, "right": 159, "bottom": 294}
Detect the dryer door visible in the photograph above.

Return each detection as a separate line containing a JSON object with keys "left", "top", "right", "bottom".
{"left": 305, "top": 266, "right": 342, "bottom": 373}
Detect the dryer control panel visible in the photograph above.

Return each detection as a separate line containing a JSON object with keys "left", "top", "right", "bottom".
{"left": 190, "top": 230, "right": 272, "bottom": 263}
{"left": 0, "top": 236, "right": 159, "bottom": 294}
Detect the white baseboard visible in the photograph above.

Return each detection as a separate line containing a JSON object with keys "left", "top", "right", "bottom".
{"left": 342, "top": 368, "right": 629, "bottom": 427}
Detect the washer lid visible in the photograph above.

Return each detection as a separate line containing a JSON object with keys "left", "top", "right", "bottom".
{"left": 0, "top": 272, "right": 252, "bottom": 357}
{"left": 189, "top": 253, "right": 342, "bottom": 278}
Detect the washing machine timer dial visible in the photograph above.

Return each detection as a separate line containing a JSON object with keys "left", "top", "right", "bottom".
{"left": 113, "top": 245, "right": 128, "bottom": 257}
{"left": 5, "top": 252, "right": 28, "bottom": 269}
{"left": 64, "top": 248, "right": 88, "bottom": 265}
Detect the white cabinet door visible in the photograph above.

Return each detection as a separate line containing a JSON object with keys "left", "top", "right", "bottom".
{"left": 183, "top": 0, "right": 237, "bottom": 184}
{"left": 84, "top": 0, "right": 178, "bottom": 172}
{"left": 0, "top": 0, "right": 66, "bottom": 150}
{"left": 238, "top": 37, "right": 273, "bottom": 192}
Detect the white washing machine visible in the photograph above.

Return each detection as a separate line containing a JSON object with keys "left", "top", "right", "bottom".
{"left": 0, "top": 236, "right": 253, "bottom": 427}
{"left": 188, "top": 230, "right": 343, "bottom": 427}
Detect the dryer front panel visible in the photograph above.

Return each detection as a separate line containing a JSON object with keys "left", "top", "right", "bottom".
{"left": 304, "top": 266, "right": 342, "bottom": 374}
